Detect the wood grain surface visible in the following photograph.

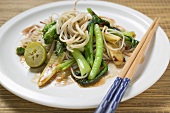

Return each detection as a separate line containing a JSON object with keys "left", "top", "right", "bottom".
{"left": 0, "top": 0, "right": 170, "bottom": 113}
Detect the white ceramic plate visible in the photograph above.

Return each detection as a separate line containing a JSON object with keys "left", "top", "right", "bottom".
{"left": 0, "top": 1, "right": 169, "bottom": 109}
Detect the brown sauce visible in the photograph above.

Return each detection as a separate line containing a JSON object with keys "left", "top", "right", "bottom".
{"left": 53, "top": 70, "right": 74, "bottom": 87}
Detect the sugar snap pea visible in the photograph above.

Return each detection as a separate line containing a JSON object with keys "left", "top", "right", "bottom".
{"left": 88, "top": 24, "right": 103, "bottom": 80}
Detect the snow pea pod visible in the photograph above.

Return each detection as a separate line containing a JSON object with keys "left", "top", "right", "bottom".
{"left": 88, "top": 24, "right": 103, "bottom": 80}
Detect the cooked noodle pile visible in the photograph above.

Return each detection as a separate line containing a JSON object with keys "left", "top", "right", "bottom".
{"left": 57, "top": 10, "right": 90, "bottom": 52}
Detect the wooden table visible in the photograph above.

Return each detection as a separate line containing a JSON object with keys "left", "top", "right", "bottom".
{"left": 0, "top": 0, "right": 170, "bottom": 113}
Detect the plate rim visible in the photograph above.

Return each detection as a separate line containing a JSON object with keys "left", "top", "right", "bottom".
{"left": 0, "top": 1, "right": 170, "bottom": 109}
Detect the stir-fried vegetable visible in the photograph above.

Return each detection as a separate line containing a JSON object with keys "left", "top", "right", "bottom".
{"left": 71, "top": 49, "right": 91, "bottom": 77}
{"left": 38, "top": 52, "right": 65, "bottom": 87}
{"left": 42, "top": 22, "right": 59, "bottom": 44}
{"left": 123, "top": 31, "right": 139, "bottom": 48}
{"left": 122, "top": 31, "right": 136, "bottom": 38}
{"left": 16, "top": 47, "right": 25, "bottom": 55}
{"left": 87, "top": 8, "right": 120, "bottom": 31}
{"left": 61, "top": 59, "right": 75, "bottom": 71}
{"left": 104, "top": 33, "right": 121, "bottom": 44}
{"left": 113, "top": 32, "right": 139, "bottom": 49}
{"left": 110, "top": 50, "right": 124, "bottom": 66}
{"left": 42, "top": 22, "right": 56, "bottom": 35}
{"left": 87, "top": 8, "right": 110, "bottom": 27}
{"left": 88, "top": 24, "right": 104, "bottom": 80}
{"left": 85, "top": 22, "right": 94, "bottom": 67}
{"left": 126, "top": 36, "right": 139, "bottom": 49}
{"left": 54, "top": 41, "right": 65, "bottom": 56}
{"left": 43, "top": 25, "right": 57, "bottom": 44}
{"left": 48, "top": 59, "right": 75, "bottom": 74}
{"left": 72, "top": 60, "right": 108, "bottom": 86}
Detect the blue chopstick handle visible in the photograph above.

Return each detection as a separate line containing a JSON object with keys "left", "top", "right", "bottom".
{"left": 105, "top": 78, "right": 130, "bottom": 113}
{"left": 94, "top": 77, "right": 123, "bottom": 113}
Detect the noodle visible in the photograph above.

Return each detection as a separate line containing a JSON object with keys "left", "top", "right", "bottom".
{"left": 57, "top": 10, "right": 90, "bottom": 52}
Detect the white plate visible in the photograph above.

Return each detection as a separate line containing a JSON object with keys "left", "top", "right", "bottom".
{"left": 0, "top": 1, "right": 169, "bottom": 109}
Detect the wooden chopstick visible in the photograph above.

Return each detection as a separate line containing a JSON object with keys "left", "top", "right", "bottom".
{"left": 95, "top": 17, "right": 160, "bottom": 113}
{"left": 104, "top": 18, "right": 160, "bottom": 113}
{"left": 125, "top": 17, "right": 160, "bottom": 79}
{"left": 119, "top": 17, "right": 158, "bottom": 78}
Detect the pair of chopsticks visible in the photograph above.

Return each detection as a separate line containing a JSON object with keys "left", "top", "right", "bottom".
{"left": 95, "top": 17, "right": 160, "bottom": 113}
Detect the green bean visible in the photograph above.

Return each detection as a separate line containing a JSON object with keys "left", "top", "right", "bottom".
{"left": 88, "top": 24, "right": 103, "bottom": 80}
{"left": 71, "top": 49, "right": 91, "bottom": 76}
{"left": 85, "top": 22, "right": 94, "bottom": 67}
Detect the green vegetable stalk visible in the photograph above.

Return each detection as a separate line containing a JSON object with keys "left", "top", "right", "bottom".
{"left": 55, "top": 59, "right": 75, "bottom": 71}
{"left": 72, "top": 60, "right": 108, "bottom": 86}
{"left": 88, "top": 24, "right": 103, "bottom": 80}
{"left": 87, "top": 8, "right": 110, "bottom": 27}
{"left": 71, "top": 49, "right": 91, "bottom": 76}
{"left": 87, "top": 8, "right": 120, "bottom": 31}
{"left": 85, "top": 22, "right": 94, "bottom": 67}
